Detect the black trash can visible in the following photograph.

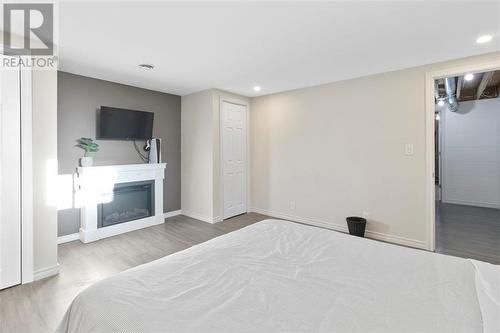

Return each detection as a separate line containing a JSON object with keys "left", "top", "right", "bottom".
{"left": 346, "top": 216, "right": 367, "bottom": 237}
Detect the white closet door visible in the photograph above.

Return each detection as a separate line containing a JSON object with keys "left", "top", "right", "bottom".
{"left": 222, "top": 101, "right": 247, "bottom": 219}
{"left": 0, "top": 59, "right": 22, "bottom": 289}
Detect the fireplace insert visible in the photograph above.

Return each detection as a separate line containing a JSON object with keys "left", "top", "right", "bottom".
{"left": 97, "top": 180, "right": 154, "bottom": 228}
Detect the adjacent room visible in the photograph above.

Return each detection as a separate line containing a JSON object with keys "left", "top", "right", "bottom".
{"left": 0, "top": 1, "right": 499, "bottom": 333}
{"left": 434, "top": 70, "right": 500, "bottom": 264}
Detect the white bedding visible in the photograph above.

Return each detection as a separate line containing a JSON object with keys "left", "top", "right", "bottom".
{"left": 58, "top": 219, "right": 491, "bottom": 332}
{"left": 470, "top": 260, "right": 500, "bottom": 333}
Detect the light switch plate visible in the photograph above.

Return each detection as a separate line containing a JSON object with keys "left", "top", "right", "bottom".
{"left": 405, "top": 143, "right": 414, "bottom": 156}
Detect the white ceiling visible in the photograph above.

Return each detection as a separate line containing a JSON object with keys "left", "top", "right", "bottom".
{"left": 58, "top": 1, "right": 500, "bottom": 97}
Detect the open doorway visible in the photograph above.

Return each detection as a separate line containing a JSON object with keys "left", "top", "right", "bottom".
{"left": 434, "top": 70, "right": 500, "bottom": 264}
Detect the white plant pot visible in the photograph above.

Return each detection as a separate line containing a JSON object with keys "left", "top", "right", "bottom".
{"left": 80, "top": 156, "right": 93, "bottom": 167}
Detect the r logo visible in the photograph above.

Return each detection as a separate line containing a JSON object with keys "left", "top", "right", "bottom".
{"left": 3, "top": 3, "right": 54, "bottom": 56}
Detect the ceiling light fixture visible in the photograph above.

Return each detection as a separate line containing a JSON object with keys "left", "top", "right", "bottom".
{"left": 253, "top": 86, "right": 261, "bottom": 92}
{"left": 139, "top": 63, "right": 154, "bottom": 70}
{"left": 437, "top": 100, "right": 445, "bottom": 107}
{"left": 476, "top": 35, "right": 492, "bottom": 44}
{"left": 464, "top": 73, "right": 474, "bottom": 81}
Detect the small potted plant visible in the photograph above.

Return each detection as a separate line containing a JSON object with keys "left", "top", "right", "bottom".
{"left": 76, "top": 137, "right": 99, "bottom": 167}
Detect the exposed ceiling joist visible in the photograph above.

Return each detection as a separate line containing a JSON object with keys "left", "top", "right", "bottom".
{"left": 477, "top": 72, "right": 494, "bottom": 99}
{"left": 456, "top": 76, "right": 463, "bottom": 100}
{"left": 439, "top": 70, "right": 500, "bottom": 102}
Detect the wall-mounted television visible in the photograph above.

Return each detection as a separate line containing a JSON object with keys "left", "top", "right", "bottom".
{"left": 98, "top": 106, "right": 154, "bottom": 140}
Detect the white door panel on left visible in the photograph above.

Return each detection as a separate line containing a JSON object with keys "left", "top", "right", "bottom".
{"left": 0, "top": 58, "right": 22, "bottom": 289}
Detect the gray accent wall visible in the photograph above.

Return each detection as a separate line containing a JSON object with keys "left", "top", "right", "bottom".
{"left": 57, "top": 71, "right": 181, "bottom": 237}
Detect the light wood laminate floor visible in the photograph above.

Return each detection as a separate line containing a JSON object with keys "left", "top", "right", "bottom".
{"left": 0, "top": 213, "right": 270, "bottom": 333}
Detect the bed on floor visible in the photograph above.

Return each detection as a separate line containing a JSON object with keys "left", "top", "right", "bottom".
{"left": 57, "top": 219, "right": 499, "bottom": 333}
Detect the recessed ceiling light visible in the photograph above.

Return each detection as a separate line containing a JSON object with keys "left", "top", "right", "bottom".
{"left": 464, "top": 73, "right": 474, "bottom": 81}
{"left": 139, "top": 63, "right": 154, "bottom": 70}
{"left": 253, "top": 86, "right": 261, "bottom": 92}
{"left": 476, "top": 35, "right": 492, "bottom": 44}
{"left": 437, "top": 100, "right": 445, "bottom": 107}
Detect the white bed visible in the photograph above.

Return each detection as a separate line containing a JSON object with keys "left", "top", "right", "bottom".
{"left": 57, "top": 219, "right": 499, "bottom": 332}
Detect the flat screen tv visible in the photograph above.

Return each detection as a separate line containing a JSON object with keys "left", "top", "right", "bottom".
{"left": 98, "top": 106, "right": 154, "bottom": 140}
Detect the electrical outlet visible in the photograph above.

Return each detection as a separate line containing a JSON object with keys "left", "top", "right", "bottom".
{"left": 290, "top": 201, "right": 296, "bottom": 210}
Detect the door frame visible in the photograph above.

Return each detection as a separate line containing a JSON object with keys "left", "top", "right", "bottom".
{"left": 425, "top": 59, "right": 500, "bottom": 252}
{"left": 219, "top": 96, "right": 250, "bottom": 221}
{"left": 20, "top": 66, "right": 34, "bottom": 284}
{"left": 0, "top": 56, "right": 33, "bottom": 285}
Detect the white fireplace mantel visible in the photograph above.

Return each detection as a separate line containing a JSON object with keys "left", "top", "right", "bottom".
{"left": 77, "top": 163, "right": 166, "bottom": 243}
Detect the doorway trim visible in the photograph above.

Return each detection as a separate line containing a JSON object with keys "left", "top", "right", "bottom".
{"left": 425, "top": 59, "right": 500, "bottom": 251}
{"left": 219, "top": 96, "right": 250, "bottom": 221}
{"left": 20, "top": 67, "right": 34, "bottom": 284}
{"left": 0, "top": 54, "right": 33, "bottom": 285}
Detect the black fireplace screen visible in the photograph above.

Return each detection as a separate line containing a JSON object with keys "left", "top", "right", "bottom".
{"left": 98, "top": 180, "right": 154, "bottom": 228}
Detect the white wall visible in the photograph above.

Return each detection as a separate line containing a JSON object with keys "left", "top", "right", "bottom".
{"left": 441, "top": 98, "right": 500, "bottom": 208}
{"left": 181, "top": 89, "right": 249, "bottom": 222}
{"left": 181, "top": 90, "right": 214, "bottom": 222}
{"left": 250, "top": 52, "right": 500, "bottom": 249}
{"left": 32, "top": 69, "right": 59, "bottom": 276}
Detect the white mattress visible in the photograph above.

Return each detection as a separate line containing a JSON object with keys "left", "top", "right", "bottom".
{"left": 57, "top": 219, "right": 490, "bottom": 332}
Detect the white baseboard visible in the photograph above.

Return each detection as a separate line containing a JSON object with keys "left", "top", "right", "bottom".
{"left": 34, "top": 263, "right": 59, "bottom": 281}
{"left": 57, "top": 233, "right": 80, "bottom": 244}
{"left": 250, "top": 207, "right": 428, "bottom": 250}
{"left": 364, "top": 230, "right": 427, "bottom": 249}
{"left": 181, "top": 210, "right": 216, "bottom": 223}
{"left": 251, "top": 207, "right": 346, "bottom": 231}
{"left": 441, "top": 199, "right": 499, "bottom": 209}
{"left": 164, "top": 210, "right": 182, "bottom": 219}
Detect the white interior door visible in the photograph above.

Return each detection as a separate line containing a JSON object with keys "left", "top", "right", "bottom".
{"left": 222, "top": 101, "right": 247, "bottom": 219}
{"left": 0, "top": 58, "right": 22, "bottom": 289}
